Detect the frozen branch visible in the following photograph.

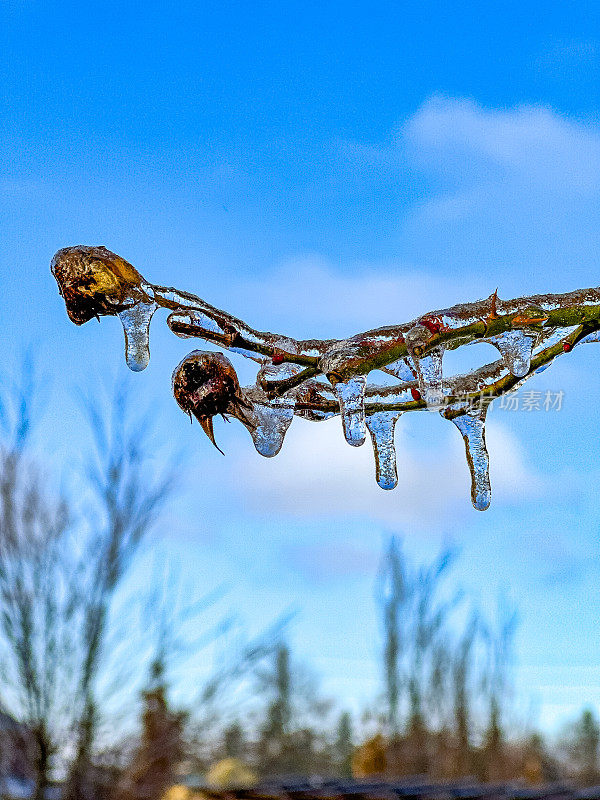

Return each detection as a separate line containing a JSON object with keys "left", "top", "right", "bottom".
{"left": 51, "top": 245, "right": 600, "bottom": 511}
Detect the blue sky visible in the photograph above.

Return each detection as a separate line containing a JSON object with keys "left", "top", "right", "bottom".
{"left": 3, "top": 0, "right": 600, "bottom": 734}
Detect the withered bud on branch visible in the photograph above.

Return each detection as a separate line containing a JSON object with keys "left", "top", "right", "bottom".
{"left": 51, "top": 245, "right": 150, "bottom": 324}
{"left": 172, "top": 351, "right": 251, "bottom": 454}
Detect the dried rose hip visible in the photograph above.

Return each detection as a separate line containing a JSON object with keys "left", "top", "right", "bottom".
{"left": 172, "top": 350, "right": 250, "bottom": 453}
{"left": 51, "top": 245, "right": 148, "bottom": 325}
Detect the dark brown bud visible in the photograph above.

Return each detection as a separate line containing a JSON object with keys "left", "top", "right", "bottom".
{"left": 51, "top": 245, "right": 147, "bottom": 325}
{"left": 172, "top": 350, "right": 250, "bottom": 453}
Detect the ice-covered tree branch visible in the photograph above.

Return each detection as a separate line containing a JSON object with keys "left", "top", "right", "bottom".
{"left": 51, "top": 245, "right": 600, "bottom": 512}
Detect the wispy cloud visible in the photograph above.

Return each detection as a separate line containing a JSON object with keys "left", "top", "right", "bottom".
{"left": 403, "top": 95, "right": 600, "bottom": 198}
{"left": 229, "top": 254, "right": 489, "bottom": 339}
{"left": 231, "top": 415, "right": 544, "bottom": 529}
{"left": 334, "top": 96, "right": 600, "bottom": 297}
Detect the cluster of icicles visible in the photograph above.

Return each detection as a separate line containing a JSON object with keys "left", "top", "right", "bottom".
{"left": 51, "top": 246, "right": 600, "bottom": 511}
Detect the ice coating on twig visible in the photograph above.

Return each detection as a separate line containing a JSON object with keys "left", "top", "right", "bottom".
{"left": 487, "top": 330, "right": 536, "bottom": 378}
{"left": 382, "top": 358, "right": 416, "bottom": 382}
{"left": 248, "top": 398, "right": 295, "bottom": 457}
{"left": 167, "top": 309, "right": 227, "bottom": 338}
{"left": 577, "top": 330, "right": 600, "bottom": 345}
{"left": 118, "top": 300, "right": 157, "bottom": 372}
{"left": 445, "top": 403, "right": 491, "bottom": 511}
{"left": 365, "top": 411, "right": 402, "bottom": 490}
{"left": 334, "top": 376, "right": 367, "bottom": 447}
{"left": 293, "top": 380, "right": 337, "bottom": 422}
{"left": 259, "top": 360, "right": 305, "bottom": 387}
{"left": 537, "top": 325, "right": 578, "bottom": 349}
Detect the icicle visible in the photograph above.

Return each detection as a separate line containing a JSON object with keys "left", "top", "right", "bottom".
{"left": 118, "top": 300, "right": 157, "bottom": 371}
{"left": 487, "top": 330, "right": 536, "bottom": 378}
{"left": 250, "top": 398, "right": 295, "bottom": 457}
{"left": 405, "top": 324, "right": 445, "bottom": 408}
{"left": 365, "top": 411, "right": 402, "bottom": 490}
{"left": 415, "top": 346, "right": 445, "bottom": 408}
{"left": 445, "top": 403, "right": 491, "bottom": 511}
{"left": 334, "top": 375, "right": 367, "bottom": 447}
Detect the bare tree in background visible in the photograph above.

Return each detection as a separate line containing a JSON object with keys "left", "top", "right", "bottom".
{"left": 66, "top": 389, "right": 174, "bottom": 800}
{"left": 115, "top": 657, "right": 187, "bottom": 800}
{"left": 481, "top": 597, "right": 519, "bottom": 781}
{"left": 449, "top": 613, "right": 480, "bottom": 777}
{"left": 182, "top": 610, "right": 295, "bottom": 774}
{"left": 406, "top": 548, "right": 460, "bottom": 774}
{"left": 0, "top": 363, "right": 174, "bottom": 800}
{"left": 255, "top": 639, "right": 333, "bottom": 776}
{"left": 376, "top": 537, "right": 407, "bottom": 738}
{"left": 334, "top": 711, "right": 354, "bottom": 778}
{"left": 560, "top": 708, "right": 600, "bottom": 785}
{"left": 258, "top": 643, "right": 292, "bottom": 764}
{"left": 0, "top": 363, "right": 78, "bottom": 800}
{"left": 374, "top": 539, "right": 523, "bottom": 781}
{"left": 110, "top": 564, "right": 235, "bottom": 800}
{"left": 376, "top": 538, "right": 461, "bottom": 774}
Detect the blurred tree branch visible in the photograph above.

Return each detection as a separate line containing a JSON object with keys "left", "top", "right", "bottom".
{"left": 0, "top": 363, "right": 175, "bottom": 800}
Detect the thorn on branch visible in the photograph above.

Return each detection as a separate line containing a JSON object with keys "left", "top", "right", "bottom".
{"left": 480, "top": 288, "right": 500, "bottom": 334}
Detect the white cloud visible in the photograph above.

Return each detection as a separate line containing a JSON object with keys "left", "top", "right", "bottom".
{"left": 226, "top": 253, "right": 490, "bottom": 341}
{"left": 403, "top": 95, "right": 600, "bottom": 198}
{"left": 336, "top": 96, "right": 600, "bottom": 261}
{"left": 231, "top": 414, "right": 543, "bottom": 529}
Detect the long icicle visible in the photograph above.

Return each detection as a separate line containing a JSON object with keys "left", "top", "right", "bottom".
{"left": 443, "top": 402, "right": 492, "bottom": 511}
{"left": 365, "top": 411, "right": 402, "bottom": 490}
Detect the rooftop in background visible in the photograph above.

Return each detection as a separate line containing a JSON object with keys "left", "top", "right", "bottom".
{"left": 195, "top": 777, "right": 600, "bottom": 800}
